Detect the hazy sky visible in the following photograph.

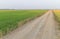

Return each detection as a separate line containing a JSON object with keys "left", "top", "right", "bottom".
{"left": 0, "top": 0, "right": 60, "bottom": 9}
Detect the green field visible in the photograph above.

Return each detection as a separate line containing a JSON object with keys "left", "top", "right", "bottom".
{"left": 0, "top": 10, "right": 47, "bottom": 36}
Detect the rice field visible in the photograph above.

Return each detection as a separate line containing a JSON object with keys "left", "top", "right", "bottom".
{"left": 54, "top": 10, "right": 60, "bottom": 30}
{"left": 54, "top": 10, "right": 60, "bottom": 22}
{"left": 0, "top": 10, "right": 47, "bottom": 36}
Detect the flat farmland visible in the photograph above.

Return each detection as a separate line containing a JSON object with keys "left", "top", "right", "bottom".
{"left": 54, "top": 10, "right": 60, "bottom": 22}
{"left": 0, "top": 10, "right": 47, "bottom": 36}
{"left": 54, "top": 10, "right": 60, "bottom": 30}
{"left": 54, "top": 10, "right": 60, "bottom": 39}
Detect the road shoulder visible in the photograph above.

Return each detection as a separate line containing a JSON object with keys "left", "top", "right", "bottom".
{"left": 55, "top": 22, "right": 60, "bottom": 39}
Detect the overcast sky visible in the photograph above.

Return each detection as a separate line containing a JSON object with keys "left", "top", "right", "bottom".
{"left": 0, "top": 0, "right": 60, "bottom": 9}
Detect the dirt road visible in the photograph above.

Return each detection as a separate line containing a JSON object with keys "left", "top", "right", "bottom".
{"left": 1, "top": 11, "right": 56, "bottom": 39}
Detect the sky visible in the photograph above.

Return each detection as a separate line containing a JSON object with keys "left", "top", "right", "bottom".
{"left": 0, "top": 0, "right": 60, "bottom": 9}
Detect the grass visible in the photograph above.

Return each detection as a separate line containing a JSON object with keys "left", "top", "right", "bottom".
{"left": 54, "top": 10, "right": 60, "bottom": 22}
{"left": 0, "top": 10, "right": 47, "bottom": 36}
{"left": 54, "top": 10, "right": 60, "bottom": 29}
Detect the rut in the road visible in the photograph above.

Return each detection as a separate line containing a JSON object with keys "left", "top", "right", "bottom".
{"left": 36, "top": 11, "right": 56, "bottom": 39}
{"left": 1, "top": 11, "right": 56, "bottom": 39}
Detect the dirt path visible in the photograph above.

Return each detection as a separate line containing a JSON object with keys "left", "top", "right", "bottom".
{"left": 1, "top": 11, "right": 56, "bottom": 39}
